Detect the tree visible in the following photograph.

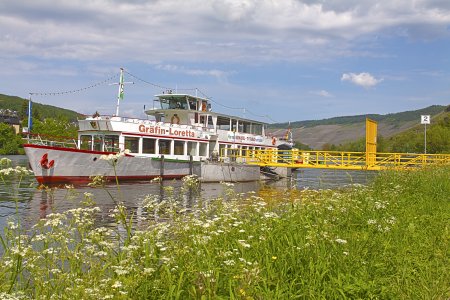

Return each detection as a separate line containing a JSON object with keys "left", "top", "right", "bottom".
{"left": 0, "top": 123, "right": 22, "bottom": 154}
{"left": 32, "top": 118, "right": 78, "bottom": 139}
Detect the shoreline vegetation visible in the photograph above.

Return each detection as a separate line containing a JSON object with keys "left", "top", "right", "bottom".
{"left": 0, "top": 161, "right": 449, "bottom": 299}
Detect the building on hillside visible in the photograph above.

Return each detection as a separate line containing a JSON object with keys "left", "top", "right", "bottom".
{"left": 0, "top": 109, "right": 21, "bottom": 134}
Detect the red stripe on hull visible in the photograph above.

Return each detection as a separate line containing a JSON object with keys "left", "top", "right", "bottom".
{"left": 35, "top": 175, "right": 187, "bottom": 185}
{"left": 23, "top": 144, "right": 123, "bottom": 155}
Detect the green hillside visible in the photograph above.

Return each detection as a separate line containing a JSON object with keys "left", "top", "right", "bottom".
{"left": 0, "top": 93, "right": 81, "bottom": 122}
{"left": 270, "top": 105, "right": 446, "bottom": 129}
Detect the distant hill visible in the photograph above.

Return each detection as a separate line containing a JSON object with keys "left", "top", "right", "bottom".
{"left": 0, "top": 94, "right": 81, "bottom": 122}
{"left": 269, "top": 105, "right": 448, "bottom": 149}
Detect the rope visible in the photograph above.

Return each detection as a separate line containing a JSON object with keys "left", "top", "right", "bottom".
{"left": 123, "top": 70, "right": 172, "bottom": 90}
{"left": 29, "top": 74, "right": 119, "bottom": 96}
{"left": 196, "top": 88, "right": 278, "bottom": 123}
{"left": 28, "top": 68, "right": 279, "bottom": 123}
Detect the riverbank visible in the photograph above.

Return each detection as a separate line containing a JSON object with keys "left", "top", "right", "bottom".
{"left": 0, "top": 166, "right": 449, "bottom": 299}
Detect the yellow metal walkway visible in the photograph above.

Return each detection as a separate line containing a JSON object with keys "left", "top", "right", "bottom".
{"left": 227, "top": 149, "right": 450, "bottom": 171}
{"left": 223, "top": 119, "right": 450, "bottom": 171}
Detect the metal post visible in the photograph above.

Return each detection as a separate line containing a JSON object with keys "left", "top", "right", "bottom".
{"left": 160, "top": 155, "right": 164, "bottom": 178}
{"left": 424, "top": 123, "right": 427, "bottom": 154}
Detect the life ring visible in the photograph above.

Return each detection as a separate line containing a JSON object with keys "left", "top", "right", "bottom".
{"left": 202, "top": 102, "right": 207, "bottom": 111}
{"left": 272, "top": 137, "right": 277, "bottom": 145}
{"left": 171, "top": 114, "right": 180, "bottom": 125}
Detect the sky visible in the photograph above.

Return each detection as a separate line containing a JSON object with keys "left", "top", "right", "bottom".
{"left": 1, "top": 0, "right": 450, "bottom": 124}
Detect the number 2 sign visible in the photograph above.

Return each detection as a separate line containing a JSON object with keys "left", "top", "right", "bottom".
{"left": 421, "top": 115, "right": 430, "bottom": 124}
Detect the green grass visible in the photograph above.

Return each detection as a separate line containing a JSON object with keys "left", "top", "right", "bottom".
{"left": 0, "top": 166, "right": 449, "bottom": 299}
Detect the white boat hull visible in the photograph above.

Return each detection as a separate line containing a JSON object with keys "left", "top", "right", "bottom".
{"left": 24, "top": 144, "right": 193, "bottom": 184}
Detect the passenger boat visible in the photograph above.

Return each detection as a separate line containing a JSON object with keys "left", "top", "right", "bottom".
{"left": 23, "top": 70, "right": 292, "bottom": 184}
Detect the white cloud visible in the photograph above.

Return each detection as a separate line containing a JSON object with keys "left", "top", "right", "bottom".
{"left": 1, "top": 0, "right": 450, "bottom": 65}
{"left": 155, "top": 64, "right": 232, "bottom": 80}
{"left": 310, "top": 90, "right": 333, "bottom": 97}
{"left": 341, "top": 72, "right": 383, "bottom": 88}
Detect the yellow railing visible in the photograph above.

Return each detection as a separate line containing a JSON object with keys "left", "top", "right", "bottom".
{"left": 222, "top": 149, "right": 450, "bottom": 171}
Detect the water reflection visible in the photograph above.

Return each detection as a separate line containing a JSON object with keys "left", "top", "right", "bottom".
{"left": 0, "top": 155, "right": 377, "bottom": 231}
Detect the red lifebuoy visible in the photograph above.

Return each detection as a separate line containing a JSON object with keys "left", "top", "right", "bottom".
{"left": 272, "top": 137, "right": 277, "bottom": 145}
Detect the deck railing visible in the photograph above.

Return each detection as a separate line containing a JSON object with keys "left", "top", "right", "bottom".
{"left": 23, "top": 134, "right": 78, "bottom": 149}
{"left": 223, "top": 149, "right": 450, "bottom": 170}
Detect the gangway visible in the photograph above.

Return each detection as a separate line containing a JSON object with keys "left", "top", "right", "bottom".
{"left": 227, "top": 149, "right": 450, "bottom": 171}
{"left": 221, "top": 118, "right": 450, "bottom": 171}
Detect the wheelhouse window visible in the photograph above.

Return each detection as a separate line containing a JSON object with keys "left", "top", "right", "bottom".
{"left": 104, "top": 135, "right": 120, "bottom": 152}
{"left": 124, "top": 136, "right": 139, "bottom": 153}
{"left": 93, "top": 135, "right": 103, "bottom": 151}
{"left": 159, "top": 139, "right": 171, "bottom": 155}
{"left": 80, "top": 135, "right": 92, "bottom": 150}
{"left": 143, "top": 138, "right": 156, "bottom": 154}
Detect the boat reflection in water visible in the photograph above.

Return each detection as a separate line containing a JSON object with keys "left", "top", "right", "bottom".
{"left": 0, "top": 156, "right": 376, "bottom": 231}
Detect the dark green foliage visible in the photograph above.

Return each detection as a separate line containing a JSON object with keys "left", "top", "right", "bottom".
{"left": 30, "top": 118, "right": 78, "bottom": 139}
{"left": 0, "top": 94, "right": 81, "bottom": 122}
{"left": 0, "top": 123, "right": 23, "bottom": 154}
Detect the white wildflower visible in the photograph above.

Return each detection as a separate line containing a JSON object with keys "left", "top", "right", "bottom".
{"left": 238, "top": 240, "right": 251, "bottom": 248}
{"left": 335, "top": 238, "right": 347, "bottom": 244}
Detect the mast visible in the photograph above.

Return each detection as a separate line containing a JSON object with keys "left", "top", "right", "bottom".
{"left": 115, "top": 68, "right": 125, "bottom": 116}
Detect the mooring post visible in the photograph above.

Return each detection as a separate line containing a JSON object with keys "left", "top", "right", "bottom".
{"left": 189, "top": 155, "right": 193, "bottom": 175}
{"left": 160, "top": 155, "right": 164, "bottom": 178}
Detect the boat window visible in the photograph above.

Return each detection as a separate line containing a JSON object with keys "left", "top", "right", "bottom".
{"left": 242, "top": 146, "right": 247, "bottom": 156}
{"left": 241, "top": 121, "right": 251, "bottom": 133}
{"left": 93, "top": 135, "right": 103, "bottom": 151}
{"left": 199, "top": 115, "right": 207, "bottom": 127}
{"left": 168, "top": 99, "right": 187, "bottom": 110}
{"left": 228, "top": 147, "right": 238, "bottom": 162}
{"left": 231, "top": 119, "right": 237, "bottom": 132}
{"left": 187, "top": 141, "right": 197, "bottom": 156}
{"left": 219, "top": 143, "right": 226, "bottom": 157}
{"left": 217, "top": 116, "right": 230, "bottom": 130}
{"left": 104, "top": 135, "right": 120, "bottom": 152}
{"left": 188, "top": 99, "right": 197, "bottom": 110}
{"left": 199, "top": 142, "right": 207, "bottom": 157}
{"left": 159, "top": 139, "right": 171, "bottom": 155}
{"left": 174, "top": 140, "right": 184, "bottom": 155}
{"left": 80, "top": 135, "right": 92, "bottom": 150}
{"left": 252, "top": 124, "right": 262, "bottom": 135}
{"left": 238, "top": 122, "right": 243, "bottom": 133}
{"left": 207, "top": 116, "right": 214, "bottom": 129}
{"left": 159, "top": 99, "right": 170, "bottom": 110}
{"left": 124, "top": 136, "right": 139, "bottom": 153}
{"left": 143, "top": 138, "right": 156, "bottom": 154}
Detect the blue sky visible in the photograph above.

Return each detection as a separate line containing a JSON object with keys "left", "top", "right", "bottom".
{"left": 1, "top": 0, "right": 449, "bottom": 123}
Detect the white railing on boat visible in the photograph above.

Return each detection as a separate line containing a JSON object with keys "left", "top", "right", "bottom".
{"left": 23, "top": 134, "right": 78, "bottom": 149}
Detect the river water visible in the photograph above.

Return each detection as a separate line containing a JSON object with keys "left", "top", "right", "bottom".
{"left": 0, "top": 155, "right": 377, "bottom": 231}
